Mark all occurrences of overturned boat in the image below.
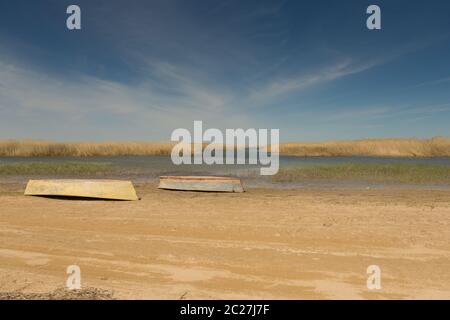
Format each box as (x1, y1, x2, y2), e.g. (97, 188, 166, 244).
(24, 179, 139, 201)
(158, 176, 244, 193)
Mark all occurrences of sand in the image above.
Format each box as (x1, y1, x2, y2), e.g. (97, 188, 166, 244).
(0, 183, 449, 300)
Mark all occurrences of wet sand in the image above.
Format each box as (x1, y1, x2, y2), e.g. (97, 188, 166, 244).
(0, 183, 449, 299)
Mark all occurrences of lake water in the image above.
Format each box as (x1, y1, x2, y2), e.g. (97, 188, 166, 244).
(2, 155, 450, 189)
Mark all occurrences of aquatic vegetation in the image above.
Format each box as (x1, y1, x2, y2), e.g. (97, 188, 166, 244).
(0, 162, 114, 175)
(274, 163, 450, 184)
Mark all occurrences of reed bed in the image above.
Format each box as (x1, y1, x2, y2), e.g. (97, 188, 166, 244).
(279, 137, 450, 157)
(0, 140, 175, 157)
(0, 137, 449, 157)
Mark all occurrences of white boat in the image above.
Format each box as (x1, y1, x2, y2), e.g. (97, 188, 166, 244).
(158, 176, 244, 193)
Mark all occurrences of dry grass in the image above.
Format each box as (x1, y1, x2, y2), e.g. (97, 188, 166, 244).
(0, 137, 449, 157)
(0, 140, 175, 157)
(280, 137, 450, 157)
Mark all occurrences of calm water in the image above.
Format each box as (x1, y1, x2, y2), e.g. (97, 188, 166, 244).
(2, 155, 450, 188)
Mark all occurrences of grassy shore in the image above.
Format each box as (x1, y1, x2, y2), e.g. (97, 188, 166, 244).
(274, 163, 450, 184)
(1, 160, 449, 185)
(0, 162, 113, 175)
(0, 137, 449, 157)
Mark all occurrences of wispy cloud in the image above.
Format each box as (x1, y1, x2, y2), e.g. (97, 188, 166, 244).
(410, 76, 450, 88)
(0, 60, 141, 116)
(247, 58, 383, 104)
(0, 55, 250, 139)
(143, 61, 230, 113)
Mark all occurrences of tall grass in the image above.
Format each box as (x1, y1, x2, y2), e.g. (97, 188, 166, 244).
(0, 137, 449, 157)
(0, 140, 175, 157)
(280, 137, 450, 157)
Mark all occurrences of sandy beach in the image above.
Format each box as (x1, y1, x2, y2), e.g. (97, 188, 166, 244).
(0, 183, 449, 299)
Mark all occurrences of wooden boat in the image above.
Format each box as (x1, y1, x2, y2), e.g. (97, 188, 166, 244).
(24, 179, 139, 201)
(158, 176, 244, 193)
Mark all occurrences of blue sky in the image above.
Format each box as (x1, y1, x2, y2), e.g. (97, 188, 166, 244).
(0, 0, 450, 141)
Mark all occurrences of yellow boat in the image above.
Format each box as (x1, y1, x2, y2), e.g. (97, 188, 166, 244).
(24, 179, 139, 201)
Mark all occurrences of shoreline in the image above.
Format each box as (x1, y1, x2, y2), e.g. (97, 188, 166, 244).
(1, 184, 449, 299)
(1, 158, 450, 188)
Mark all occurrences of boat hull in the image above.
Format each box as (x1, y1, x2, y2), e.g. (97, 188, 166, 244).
(158, 176, 244, 193)
(24, 179, 139, 201)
